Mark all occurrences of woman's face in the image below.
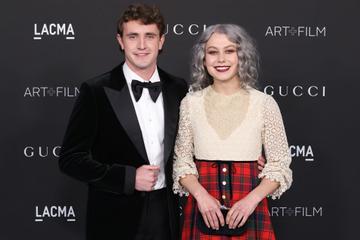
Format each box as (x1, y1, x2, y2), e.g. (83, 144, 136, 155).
(204, 32, 240, 84)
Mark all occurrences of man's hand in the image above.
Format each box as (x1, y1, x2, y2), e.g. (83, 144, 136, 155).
(135, 165, 160, 191)
(257, 156, 266, 172)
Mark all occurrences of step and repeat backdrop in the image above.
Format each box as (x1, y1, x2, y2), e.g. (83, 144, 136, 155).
(1, 0, 359, 239)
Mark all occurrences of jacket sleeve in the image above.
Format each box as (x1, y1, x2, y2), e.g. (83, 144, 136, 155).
(59, 82, 136, 195)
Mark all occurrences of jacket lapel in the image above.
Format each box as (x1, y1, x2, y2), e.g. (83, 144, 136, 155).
(104, 65, 149, 163)
(159, 69, 179, 165)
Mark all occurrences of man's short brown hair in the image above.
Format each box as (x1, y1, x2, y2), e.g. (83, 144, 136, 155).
(117, 3, 166, 36)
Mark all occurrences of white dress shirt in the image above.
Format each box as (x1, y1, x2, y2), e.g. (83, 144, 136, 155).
(123, 63, 166, 189)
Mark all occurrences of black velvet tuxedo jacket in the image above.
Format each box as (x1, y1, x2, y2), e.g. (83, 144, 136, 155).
(59, 64, 188, 240)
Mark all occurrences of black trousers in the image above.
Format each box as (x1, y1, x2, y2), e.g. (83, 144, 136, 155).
(134, 188, 171, 240)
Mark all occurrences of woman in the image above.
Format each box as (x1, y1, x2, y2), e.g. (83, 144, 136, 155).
(173, 24, 292, 239)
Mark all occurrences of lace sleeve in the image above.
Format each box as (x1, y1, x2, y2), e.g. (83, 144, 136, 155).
(259, 95, 293, 199)
(172, 96, 198, 196)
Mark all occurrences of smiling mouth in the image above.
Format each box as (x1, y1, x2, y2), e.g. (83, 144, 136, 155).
(214, 66, 230, 72)
(135, 53, 150, 56)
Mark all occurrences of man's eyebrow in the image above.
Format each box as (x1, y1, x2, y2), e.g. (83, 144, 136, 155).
(126, 32, 139, 36)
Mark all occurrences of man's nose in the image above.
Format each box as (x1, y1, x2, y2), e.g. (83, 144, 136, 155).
(138, 37, 146, 49)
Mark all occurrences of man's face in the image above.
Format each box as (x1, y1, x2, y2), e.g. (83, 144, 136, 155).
(117, 20, 165, 74)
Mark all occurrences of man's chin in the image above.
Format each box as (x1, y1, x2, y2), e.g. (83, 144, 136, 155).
(134, 62, 155, 70)
(126, 58, 157, 72)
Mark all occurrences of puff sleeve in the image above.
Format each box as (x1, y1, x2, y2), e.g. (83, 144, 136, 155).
(172, 96, 198, 196)
(259, 95, 293, 199)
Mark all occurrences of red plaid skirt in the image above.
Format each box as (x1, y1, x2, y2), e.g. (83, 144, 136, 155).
(181, 160, 275, 240)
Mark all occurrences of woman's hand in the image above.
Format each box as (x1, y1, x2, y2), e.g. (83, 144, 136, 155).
(195, 190, 225, 230)
(226, 194, 261, 229)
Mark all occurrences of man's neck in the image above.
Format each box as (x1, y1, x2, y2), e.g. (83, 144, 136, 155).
(126, 62, 157, 81)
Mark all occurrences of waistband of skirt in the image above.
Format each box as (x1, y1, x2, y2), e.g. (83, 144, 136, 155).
(195, 159, 257, 163)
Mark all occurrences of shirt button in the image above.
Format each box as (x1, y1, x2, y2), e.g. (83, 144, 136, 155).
(222, 168, 227, 173)
(222, 181, 226, 186)
(222, 195, 226, 200)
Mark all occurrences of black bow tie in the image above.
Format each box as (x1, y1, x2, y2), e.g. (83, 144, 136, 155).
(131, 80, 162, 102)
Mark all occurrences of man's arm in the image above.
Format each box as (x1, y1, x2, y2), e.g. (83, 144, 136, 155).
(59, 82, 136, 195)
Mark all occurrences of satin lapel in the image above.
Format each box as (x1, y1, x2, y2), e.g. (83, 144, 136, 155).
(160, 71, 179, 165)
(104, 67, 149, 163)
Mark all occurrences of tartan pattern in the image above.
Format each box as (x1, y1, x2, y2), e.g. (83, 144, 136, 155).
(181, 160, 275, 240)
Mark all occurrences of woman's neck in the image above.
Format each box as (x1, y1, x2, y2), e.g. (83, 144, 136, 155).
(211, 79, 242, 95)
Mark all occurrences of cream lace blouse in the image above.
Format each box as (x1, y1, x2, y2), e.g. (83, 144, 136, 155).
(172, 86, 292, 199)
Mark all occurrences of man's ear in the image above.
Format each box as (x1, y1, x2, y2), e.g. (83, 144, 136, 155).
(116, 34, 124, 50)
(159, 34, 165, 51)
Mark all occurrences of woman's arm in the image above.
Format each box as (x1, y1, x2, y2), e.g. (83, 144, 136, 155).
(180, 175, 225, 229)
(226, 178, 279, 228)
(173, 96, 224, 230)
(227, 95, 293, 229)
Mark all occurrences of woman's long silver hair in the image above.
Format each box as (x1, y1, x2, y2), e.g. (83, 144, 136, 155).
(190, 24, 260, 92)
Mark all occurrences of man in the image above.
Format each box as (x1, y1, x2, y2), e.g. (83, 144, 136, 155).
(59, 4, 187, 240)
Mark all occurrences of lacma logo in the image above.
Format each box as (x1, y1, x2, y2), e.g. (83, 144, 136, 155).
(290, 145, 314, 162)
(33, 23, 75, 40)
(265, 26, 326, 38)
(35, 205, 76, 222)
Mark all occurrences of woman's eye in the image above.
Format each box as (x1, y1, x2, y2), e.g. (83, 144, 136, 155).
(225, 49, 236, 54)
(207, 51, 217, 55)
